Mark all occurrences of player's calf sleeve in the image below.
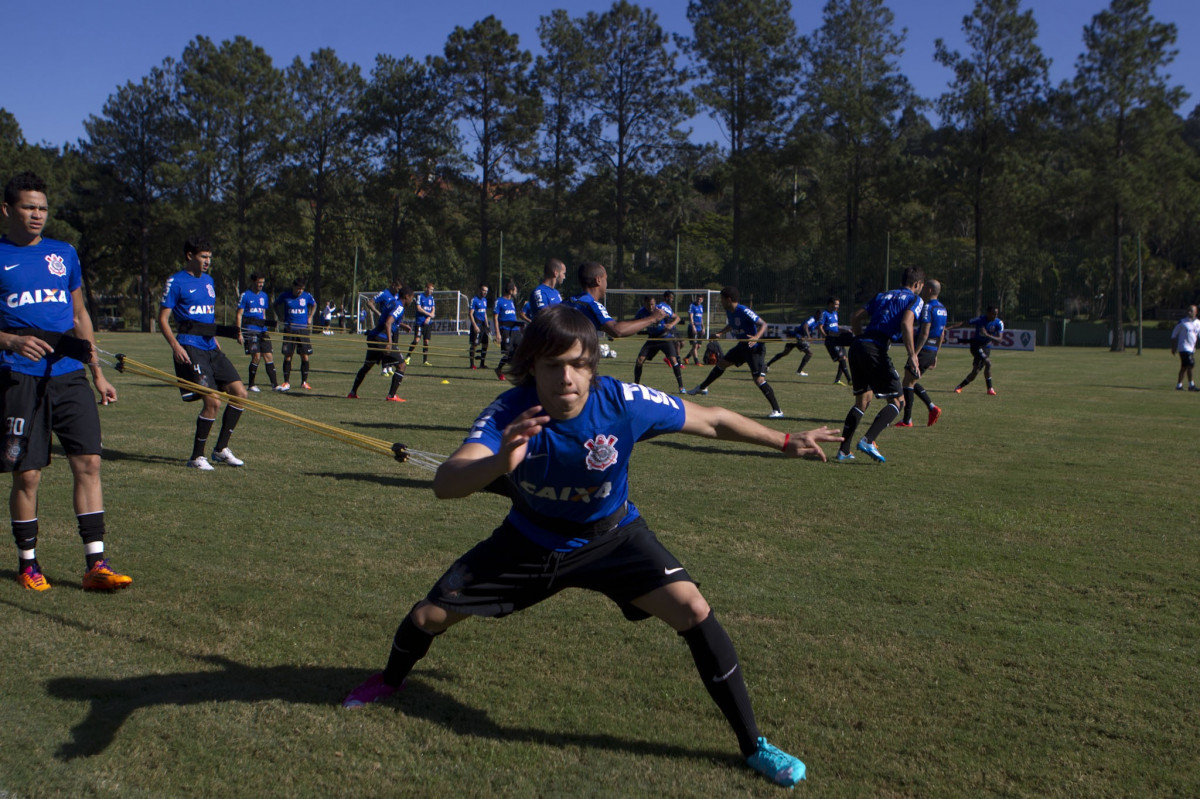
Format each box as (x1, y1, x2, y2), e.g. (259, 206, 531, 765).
(351, 363, 372, 393)
(191, 416, 216, 460)
(914, 383, 932, 409)
(388, 371, 405, 396)
(383, 613, 438, 686)
(634, 363, 643, 384)
(77, 511, 106, 569)
(864, 403, 900, 442)
(672, 363, 683, 389)
(265, 362, 278, 387)
(799, 352, 812, 371)
(12, 518, 38, 570)
(680, 611, 760, 757)
(840, 406, 864, 453)
(247, 362, 258, 387)
(301, 362, 310, 383)
(698, 366, 724, 390)
(902, 387, 915, 423)
(214, 406, 243, 451)
(757, 381, 780, 412)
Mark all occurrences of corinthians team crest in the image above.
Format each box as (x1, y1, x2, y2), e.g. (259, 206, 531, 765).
(45, 253, 67, 277)
(583, 433, 619, 471)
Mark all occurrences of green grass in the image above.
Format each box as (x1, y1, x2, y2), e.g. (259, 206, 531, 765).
(2, 333, 1197, 797)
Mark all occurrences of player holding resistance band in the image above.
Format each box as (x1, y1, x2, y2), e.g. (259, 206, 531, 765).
(343, 304, 841, 788)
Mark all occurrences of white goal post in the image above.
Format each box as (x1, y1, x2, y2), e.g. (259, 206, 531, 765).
(355, 290, 470, 335)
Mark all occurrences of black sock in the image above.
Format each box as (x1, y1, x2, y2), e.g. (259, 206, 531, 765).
(634, 363, 643, 384)
(214, 405, 243, 451)
(959, 372, 975, 388)
(352, 363, 372, 394)
(78, 511, 106, 569)
(265, 362, 278, 388)
(388, 371, 405, 397)
(383, 614, 438, 686)
(902, 387, 915, 423)
(283, 362, 292, 383)
(914, 383, 932, 409)
(680, 612, 760, 757)
(986, 376, 993, 389)
(698, 366, 724, 390)
(799, 352, 812, 371)
(757, 381, 780, 412)
(767, 353, 783, 366)
(192, 416, 215, 460)
(864, 403, 900, 442)
(247, 362, 258, 388)
(672, 363, 683, 389)
(840, 406, 864, 454)
(301, 361, 310, 384)
(13, 518, 38, 572)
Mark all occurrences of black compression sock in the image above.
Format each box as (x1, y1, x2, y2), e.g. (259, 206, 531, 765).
(388, 371, 405, 396)
(914, 383, 932, 409)
(351, 363, 371, 394)
(214, 405, 243, 451)
(247, 362, 258, 388)
(902, 387, 915, 423)
(383, 614, 438, 686)
(840, 406, 864, 454)
(680, 612, 760, 757)
(192, 416, 215, 460)
(864, 403, 900, 442)
(698, 366, 724, 390)
(757, 381, 780, 412)
(265, 362, 278, 388)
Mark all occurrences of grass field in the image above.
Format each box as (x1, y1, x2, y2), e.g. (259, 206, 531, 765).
(1, 332, 1197, 798)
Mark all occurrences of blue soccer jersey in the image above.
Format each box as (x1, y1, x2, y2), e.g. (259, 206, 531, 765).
(162, 270, 218, 351)
(465, 376, 686, 548)
(238, 290, 269, 332)
(970, 315, 1004, 345)
(494, 297, 518, 329)
(470, 296, 488, 325)
(368, 290, 403, 341)
(860, 288, 923, 343)
(0, 235, 85, 376)
(726, 304, 762, 339)
(819, 309, 840, 337)
(276, 291, 315, 330)
(922, 299, 949, 351)
(689, 302, 705, 331)
(569, 293, 614, 330)
(529, 285, 562, 319)
(634, 302, 672, 337)
(414, 291, 435, 327)
(796, 315, 817, 339)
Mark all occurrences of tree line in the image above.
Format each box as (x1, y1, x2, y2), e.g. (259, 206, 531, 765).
(2, 0, 1197, 350)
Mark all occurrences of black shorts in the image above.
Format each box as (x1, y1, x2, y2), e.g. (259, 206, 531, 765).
(412, 324, 431, 342)
(363, 337, 403, 366)
(426, 516, 692, 622)
(849, 338, 901, 398)
(688, 324, 704, 341)
(722, 341, 766, 376)
(1, 370, 102, 471)
(243, 330, 272, 355)
(1179, 351, 1195, 369)
(282, 327, 313, 357)
(969, 341, 992, 368)
(789, 339, 812, 353)
(637, 338, 678, 361)
(174, 346, 242, 401)
(469, 327, 489, 346)
(915, 348, 937, 374)
(824, 339, 845, 361)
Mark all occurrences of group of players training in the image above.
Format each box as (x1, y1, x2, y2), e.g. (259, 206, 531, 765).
(1, 171, 1003, 789)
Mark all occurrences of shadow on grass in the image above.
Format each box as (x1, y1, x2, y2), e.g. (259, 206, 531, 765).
(98, 447, 183, 466)
(342, 421, 464, 434)
(46, 656, 733, 767)
(302, 471, 431, 489)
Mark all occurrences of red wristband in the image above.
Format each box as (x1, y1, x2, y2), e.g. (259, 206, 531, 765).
(781, 433, 791, 452)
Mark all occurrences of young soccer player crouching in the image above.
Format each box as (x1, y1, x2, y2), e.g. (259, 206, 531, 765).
(343, 304, 841, 788)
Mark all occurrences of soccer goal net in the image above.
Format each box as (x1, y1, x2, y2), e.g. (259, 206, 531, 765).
(355, 290, 470, 335)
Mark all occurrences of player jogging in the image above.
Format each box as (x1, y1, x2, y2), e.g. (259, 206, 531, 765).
(349, 282, 413, 401)
(341, 304, 842, 789)
(686, 286, 784, 419)
(954, 305, 1003, 395)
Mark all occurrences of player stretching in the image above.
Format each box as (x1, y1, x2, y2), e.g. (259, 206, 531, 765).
(897, 279, 947, 427)
(632, 293, 684, 393)
(766, 313, 816, 376)
(954, 305, 1003, 395)
(349, 283, 413, 401)
(686, 286, 784, 419)
(818, 297, 852, 385)
(342, 304, 841, 788)
(1, 171, 130, 591)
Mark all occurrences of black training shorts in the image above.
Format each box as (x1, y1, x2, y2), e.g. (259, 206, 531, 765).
(969, 341, 992, 368)
(1, 370, 102, 471)
(425, 515, 692, 622)
(362, 337, 402, 366)
(281, 327, 313, 357)
(849, 338, 901, 398)
(637, 338, 679, 362)
(1179, 351, 1195, 369)
(243, 330, 272, 356)
(174, 345, 242, 401)
(722, 340, 767, 377)
(824, 338, 845, 361)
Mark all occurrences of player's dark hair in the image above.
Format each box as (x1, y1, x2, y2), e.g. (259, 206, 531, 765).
(720, 286, 740, 303)
(397, 285, 415, 299)
(509, 304, 599, 387)
(184, 235, 211, 257)
(578, 261, 606, 288)
(986, 304, 999, 314)
(504, 281, 517, 295)
(292, 276, 307, 288)
(3, 171, 47, 205)
(543, 258, 565, 279)
(901, 267, 925, 288)
(642, 294, 655, 305)
(479, 283, 488, 291)
(249, 272, 263, 282)
(826, 295, 838, 305)
(663, 290, 674, 299)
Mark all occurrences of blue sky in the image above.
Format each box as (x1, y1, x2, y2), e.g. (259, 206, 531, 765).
(8, 0, 1198, 149)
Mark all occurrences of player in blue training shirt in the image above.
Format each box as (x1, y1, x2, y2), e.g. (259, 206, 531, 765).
(897, 279, 947, 427)
(632, 291, 685, 393)
(235, 272, 277, 392)
(349, 281, 414, 401)
(160, 235, 250, 471)
(687, 286, 784, 418)
(467, 283, 490, 369)
(567, 261, 664, 341)
(274, 277, 316, 390)
(818, 297, 852, 386)
(766, 314, 817, 376)
(528, 257, 565, 321)
(683, 294, 706, 365)
(835, 268, 925, 463)
(406, 282, 436, 365)
(342, 304, 841, 789)
(954, 305, 1004, 395)
(0, 171, 130, 592)
(492, 281, 523, 380)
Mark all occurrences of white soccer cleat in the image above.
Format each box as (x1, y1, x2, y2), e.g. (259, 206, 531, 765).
(276, 382, 290, 392)
(248, 385, 261, 392)
(211, 447, 245, 467)
(768, 410, 784, 419)
(187, 456, 214, 471)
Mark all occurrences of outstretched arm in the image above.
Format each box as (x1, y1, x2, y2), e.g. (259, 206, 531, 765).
(678, 400, 841, 461)
(433, 406, 552, 498)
